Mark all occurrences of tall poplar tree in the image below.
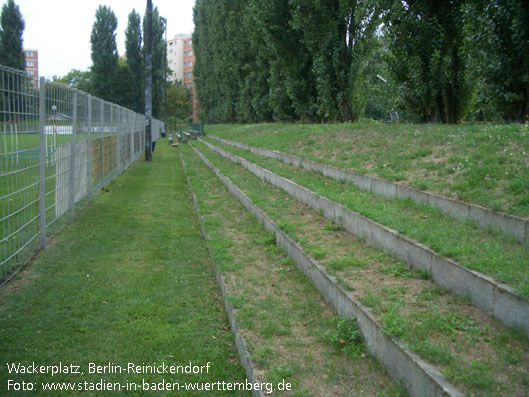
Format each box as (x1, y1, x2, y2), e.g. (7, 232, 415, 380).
(290, 0, 381, 122)
(251, 0, 317, 121)
(0, 0, 25, 71)
(125, 9, 143, 113)
(193, 0, 232, 122)
(385, 0, 471, 123)
(90, 5, 118, 101)
(466, 0, 529, 121)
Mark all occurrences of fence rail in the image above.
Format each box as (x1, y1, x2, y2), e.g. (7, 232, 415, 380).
(0, 64, 163, 285)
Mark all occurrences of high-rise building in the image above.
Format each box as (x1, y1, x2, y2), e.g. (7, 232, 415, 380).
(24, 49, 38, 88)
(167, 34, 197, 121)
(167, 34, 186, 81)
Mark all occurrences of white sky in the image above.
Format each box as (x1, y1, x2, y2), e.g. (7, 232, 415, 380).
(7, 0, 195, 78)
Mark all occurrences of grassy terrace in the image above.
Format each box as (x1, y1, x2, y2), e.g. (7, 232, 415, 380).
(201, 137, 529, 298)
(206, 122, 529, 218)
(0, 143, 246, 395)
(181, 145, 403, 396)
(191, 141, 529, 395)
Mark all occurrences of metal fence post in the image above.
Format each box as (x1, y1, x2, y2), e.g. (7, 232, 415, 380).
(116, 106, 121, 175)
(134, 114, 138, 161)
(101, 101, 105, 188)
(38, 77, 47, 250)
(130, 111, 133, 167)
(110, 104, 114, 177)
(87, 95, 93, 200)
(69, 90, 78, 221)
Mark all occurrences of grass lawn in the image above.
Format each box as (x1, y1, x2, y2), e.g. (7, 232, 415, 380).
(206, 122, 529, 217)
(0, 141, 246, 395)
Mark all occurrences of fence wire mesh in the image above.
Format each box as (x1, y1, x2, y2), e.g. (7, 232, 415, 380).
(0, 65, 161, 285)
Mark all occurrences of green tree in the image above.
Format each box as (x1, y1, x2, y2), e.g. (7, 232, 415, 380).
(363, 35, 398, 120)
(53, 69, 93, 93)
(125, 9, 143, 113)
(166, 80, 192, 122)
(466, 0, 529, 121)
(385, 0, 472, 123)
(290, 0, 381, 122)
(111, 58, 137, 109)
(90, 5, 118, 101)
(250, 0, 314, 121)
(0, 0, 25, 70)
(193, 0, 238, 122)
(192, 0, 381, 123)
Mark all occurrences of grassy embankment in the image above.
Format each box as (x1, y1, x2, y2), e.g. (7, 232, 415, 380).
(206, 122, 529, 217)
(192, 140, 529, 395)
(202, 136, 529, 298)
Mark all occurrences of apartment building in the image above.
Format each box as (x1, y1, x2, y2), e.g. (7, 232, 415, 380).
(24, 49, 38, 88)
(167, 34, 197, 121)
(167, 34, 185, 81)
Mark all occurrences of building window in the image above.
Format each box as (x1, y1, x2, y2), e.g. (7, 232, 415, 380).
(27, 70, 34, 75)
(187, 83, 192, 90)
(25, 51, 34, 57)
(188, 50, 193, 56)
(188, 61, 192, 67)
(26, 60, 34, 67)
(188, 40, 192, 45)
(188, 72, 192, 78)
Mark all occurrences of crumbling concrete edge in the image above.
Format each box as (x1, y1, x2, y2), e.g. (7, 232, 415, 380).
(179, 151, 264, 397)
(199, 138, 529, 338)
(207, 135, 528, 244)
(191, 145, 463, 397)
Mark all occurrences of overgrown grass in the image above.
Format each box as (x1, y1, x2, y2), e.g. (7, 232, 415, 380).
(206, 122, 529, 217)
(0, 142, 246, 395)
(202, 137, 529, 298)
(192, 141, 529, 395)
(181, 145, 405, 396)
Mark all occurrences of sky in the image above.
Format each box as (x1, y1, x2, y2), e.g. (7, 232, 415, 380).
(7, 0, 195, 78)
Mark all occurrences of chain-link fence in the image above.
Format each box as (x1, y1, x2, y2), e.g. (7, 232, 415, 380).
(1, 64, 163, 285)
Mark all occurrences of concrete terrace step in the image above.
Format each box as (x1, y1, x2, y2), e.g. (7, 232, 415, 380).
(198, 138, 529, 338)
(190, 144, 468, 397)
(192, 140, 529, 395)
(207, 135, 529, 244)
(180, 147, 402, 396)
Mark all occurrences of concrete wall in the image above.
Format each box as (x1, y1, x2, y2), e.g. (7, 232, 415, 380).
(207, 135, 529, 244)
(199, 138, 529, 338)
(191, 145, 463, 397)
